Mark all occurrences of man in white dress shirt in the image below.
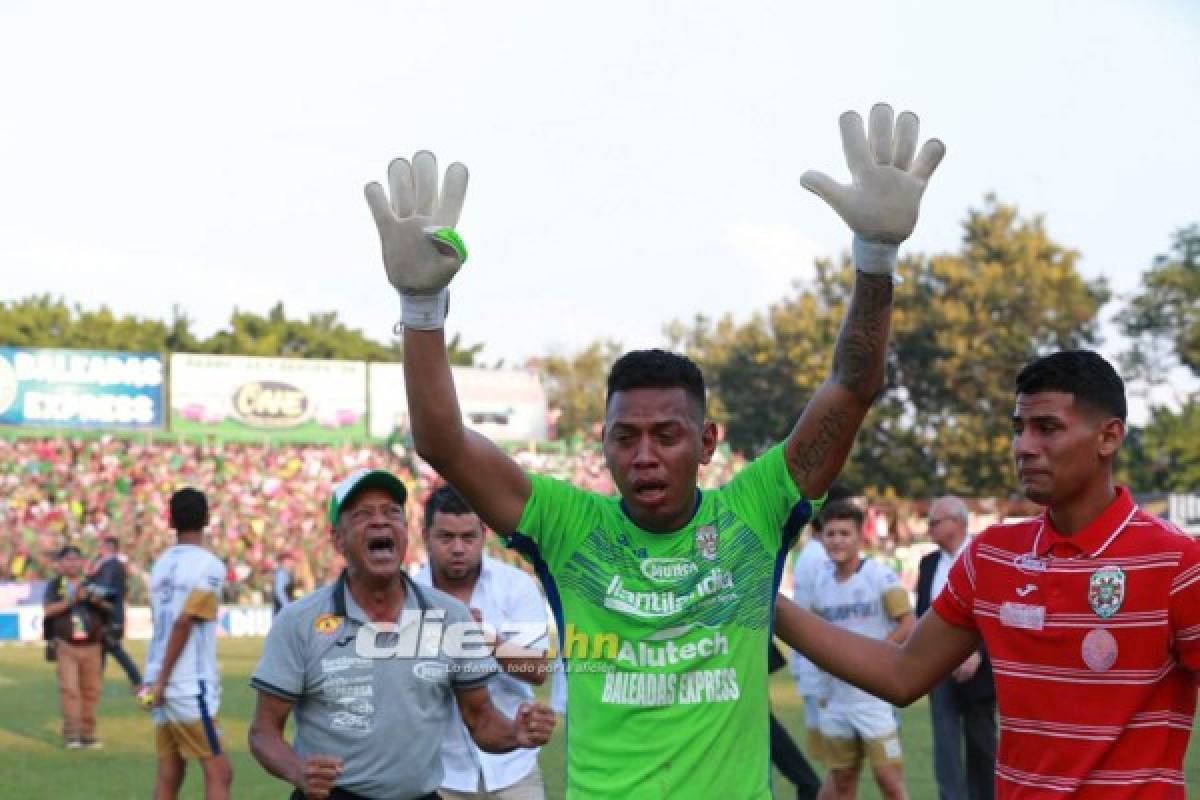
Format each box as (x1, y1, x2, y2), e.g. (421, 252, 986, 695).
(416, 484, 550, 800)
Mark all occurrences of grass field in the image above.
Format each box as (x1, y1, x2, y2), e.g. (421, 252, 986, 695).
(1, 638, 1196, 798)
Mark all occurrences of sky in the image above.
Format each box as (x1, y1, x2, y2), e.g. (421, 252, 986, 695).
(1, 1, 1198, 402)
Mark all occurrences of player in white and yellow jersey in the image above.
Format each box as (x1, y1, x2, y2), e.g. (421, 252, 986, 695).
(144, 487, 232, 800)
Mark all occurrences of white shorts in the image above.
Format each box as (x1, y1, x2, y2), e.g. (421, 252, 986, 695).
(818, 701, 902, 768)
(152, 680, 221, 725)
(818, 700, 897, 740)
(152, 680, 223, 760)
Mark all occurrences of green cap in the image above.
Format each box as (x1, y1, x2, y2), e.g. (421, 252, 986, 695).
(328, 468, 408, 524)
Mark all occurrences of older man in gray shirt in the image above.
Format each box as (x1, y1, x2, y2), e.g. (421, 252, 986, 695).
(249, 469, 555, 800)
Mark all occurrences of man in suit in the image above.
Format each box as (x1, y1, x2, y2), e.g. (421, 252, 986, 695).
(916, 496, 996, 800)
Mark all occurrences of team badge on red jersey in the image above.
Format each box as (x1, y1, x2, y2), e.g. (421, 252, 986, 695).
(1088, 565, 1125, 619)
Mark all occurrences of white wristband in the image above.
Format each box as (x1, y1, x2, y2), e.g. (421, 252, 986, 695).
(400, 289, 449, 330)
(852, 236, 899, 275)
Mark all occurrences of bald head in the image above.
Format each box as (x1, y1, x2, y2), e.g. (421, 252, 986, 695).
(928, 495, 969, 553)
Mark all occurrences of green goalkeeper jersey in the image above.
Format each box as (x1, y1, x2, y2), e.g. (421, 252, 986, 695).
(510, 444, 820, 799)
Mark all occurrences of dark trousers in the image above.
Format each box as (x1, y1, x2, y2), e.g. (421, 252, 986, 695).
(101, 632, 142, 687)
(929, 679, 997, 800)
(770, 712, 822, 800)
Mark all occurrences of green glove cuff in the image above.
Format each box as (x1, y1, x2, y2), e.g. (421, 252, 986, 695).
(426, 227, 468, 263)
(852, 236, 899, 275)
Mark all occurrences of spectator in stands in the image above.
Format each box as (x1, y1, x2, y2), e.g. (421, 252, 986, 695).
(43, 544, 110, 749)
(0, 433, 760, 602)
(7, 544, 34, 580)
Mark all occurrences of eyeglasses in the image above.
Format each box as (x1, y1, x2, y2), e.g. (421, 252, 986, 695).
(928, 516, 955, 526)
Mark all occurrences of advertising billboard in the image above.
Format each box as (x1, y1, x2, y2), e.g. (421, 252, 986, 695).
(0, 347, 164, 430)
(369, 364, 547, 442)
(170, 354, 367, 443)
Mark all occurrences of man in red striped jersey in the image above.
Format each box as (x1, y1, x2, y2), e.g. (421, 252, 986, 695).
(776, 350, 1200, 798)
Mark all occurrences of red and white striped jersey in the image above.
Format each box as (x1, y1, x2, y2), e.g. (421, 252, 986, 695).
(934, 486, 1200, 798)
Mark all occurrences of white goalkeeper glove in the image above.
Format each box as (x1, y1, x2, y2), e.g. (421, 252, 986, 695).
(801, 103, 945, 275)
(365, 151, 469, 330)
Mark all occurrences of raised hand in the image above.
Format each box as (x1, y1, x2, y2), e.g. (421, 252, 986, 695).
(513, 702, 557, 748)
(365, 151, 469, 329)
(801, 103, 945, 273)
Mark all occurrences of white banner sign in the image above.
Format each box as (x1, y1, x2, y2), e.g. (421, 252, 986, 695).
(369, 364, 547, 442)
(170, 353, 367, 442)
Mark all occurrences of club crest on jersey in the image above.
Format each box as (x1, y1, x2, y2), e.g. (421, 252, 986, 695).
(1088, 566, 1125, 619)
(314, 613, 342, 635)
(695, 525, 718, 561)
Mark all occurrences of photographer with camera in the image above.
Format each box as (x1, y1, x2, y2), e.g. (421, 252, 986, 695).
(43, 544, 112, 749)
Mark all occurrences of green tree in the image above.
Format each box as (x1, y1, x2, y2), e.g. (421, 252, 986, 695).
(888, 197, 1109, 495)
(534, 340, 623, 441)
(0, 295, 196, 353)
(1119, 224, 1200, 377)
(164, 306, 203, 353)
(669, 288, 839, 454)
(1118, 398, 1200, 492)
(1116, 225, 1199, 493)
(0, 295, 486, 365)
(201, 303, 397, 361)
(669, 197, 1109, 496)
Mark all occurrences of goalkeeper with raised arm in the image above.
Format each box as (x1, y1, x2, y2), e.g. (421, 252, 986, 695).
(363, 103, 944, 799)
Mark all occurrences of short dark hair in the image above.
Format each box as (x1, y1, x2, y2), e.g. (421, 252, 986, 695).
(811, 484, 854, 533)
(606, 349, 706, 413)
(169, 487, 209, 533)
(1015, 350, 1127, 422)
(424, 484, 476, 530)
(101, 536, 119, 551)
(56, 545, 83, 560)
(820, 500, 864, 530)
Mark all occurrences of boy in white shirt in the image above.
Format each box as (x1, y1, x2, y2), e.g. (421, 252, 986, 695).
(808, 501, 914, 800)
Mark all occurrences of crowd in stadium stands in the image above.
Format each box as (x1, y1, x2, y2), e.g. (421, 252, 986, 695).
(1, 436, 389, 602)
(0, 435, 991, 605)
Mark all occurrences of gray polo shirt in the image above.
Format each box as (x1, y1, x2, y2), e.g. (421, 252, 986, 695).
(251, 570, 498, 800)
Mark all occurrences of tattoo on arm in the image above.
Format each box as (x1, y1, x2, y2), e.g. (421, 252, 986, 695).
(792, 406, 850, 483)
(832, 272, 894, 392)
